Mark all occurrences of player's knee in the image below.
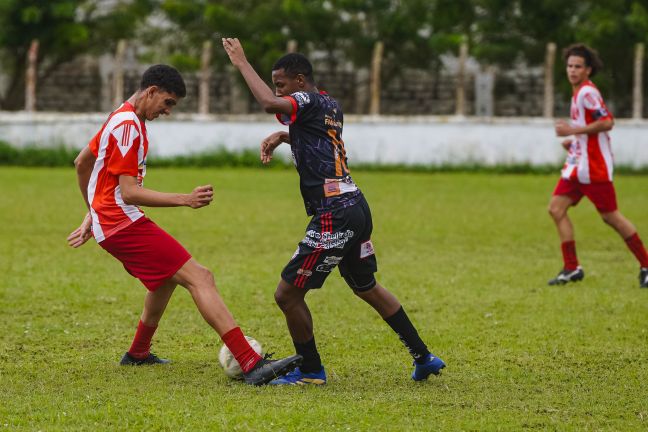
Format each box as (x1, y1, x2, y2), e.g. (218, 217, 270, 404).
(274, 280, 305, 311)
(599, 211, 617, 225)
(274, 282, 292, 310)
(344, 273, 377, 293)
(184, 263, 215, 293)
(548, 204, 562, 220)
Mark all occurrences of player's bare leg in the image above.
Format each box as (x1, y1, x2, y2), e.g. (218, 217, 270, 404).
(600, 210, 648, 287)
(172, 259, 302, 384)
(353, 282, 400, 318)
(171, 258, 237, 336)
(600, 210, 637, 239)
(548, 194, 575, 242)
(121, 280, 177, 366)
(547, 195, 584, 285)
(274, 279, 313, 343)
(141, 280, 176, 326)
(270, 279, 326, 385)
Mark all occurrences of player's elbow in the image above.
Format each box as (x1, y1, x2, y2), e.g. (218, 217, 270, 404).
(598, 118, 614, 132)
(120, 185, 137, 205)
(74, 148, 96, 173)
(74, 156, 92, 176)
(261, 97, 284, 114)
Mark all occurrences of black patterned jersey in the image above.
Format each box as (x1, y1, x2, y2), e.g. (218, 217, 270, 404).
(276, 91, 362, 215)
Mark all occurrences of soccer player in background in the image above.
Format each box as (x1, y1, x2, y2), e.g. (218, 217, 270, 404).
(67, 64, 301, 385)
(222, 38, 446, 385)
(548, 44, 648, 287)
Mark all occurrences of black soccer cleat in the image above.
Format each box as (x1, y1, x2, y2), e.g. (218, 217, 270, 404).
(640, 268, 648, 288)
(548, 267, 584, 286)
(120, 352, 170, 366)
(243, 353, 303, 386)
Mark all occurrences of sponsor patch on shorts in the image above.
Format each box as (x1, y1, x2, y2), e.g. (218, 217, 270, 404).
(316, 256, 343, 273)
(360, 240, 375, 259)
(297, 268, 313, 276)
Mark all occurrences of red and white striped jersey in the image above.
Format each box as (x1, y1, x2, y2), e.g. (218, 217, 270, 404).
(87, 102, 148, 242)
(561, 80, 614, 183)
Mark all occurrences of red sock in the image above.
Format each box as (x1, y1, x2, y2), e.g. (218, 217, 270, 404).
(221, 327, 262, 374)
(625, 233, 648, 267)
(561, 241, 579, 270)
(128, 320, 157, 359)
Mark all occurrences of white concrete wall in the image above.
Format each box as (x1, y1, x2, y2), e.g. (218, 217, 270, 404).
(1, 112, 647, 167)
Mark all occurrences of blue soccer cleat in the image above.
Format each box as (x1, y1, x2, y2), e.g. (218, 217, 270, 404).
(412, 353, 446, 381)
(268, 366, 327, 385)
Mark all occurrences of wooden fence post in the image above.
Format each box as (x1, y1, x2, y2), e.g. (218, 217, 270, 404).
(199, 40, 212, 115)
(25, 39, 39, 112)
(369, 41, 384, 115)
(633, 42, 644, 120)
(455, 41, 468, 116)
(112, 39, 127, 108)
(543, 42, 556, 118)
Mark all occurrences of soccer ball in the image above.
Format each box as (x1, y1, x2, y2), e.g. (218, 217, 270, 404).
(218, 336, 263, 379)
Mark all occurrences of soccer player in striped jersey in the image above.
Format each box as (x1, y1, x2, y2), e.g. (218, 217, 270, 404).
(548, 44, 648, 287)
(223, 38, 445, 385)
(67, 64, 301, 385)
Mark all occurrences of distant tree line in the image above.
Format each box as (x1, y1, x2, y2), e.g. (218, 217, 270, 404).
(1, 0, 647, 111)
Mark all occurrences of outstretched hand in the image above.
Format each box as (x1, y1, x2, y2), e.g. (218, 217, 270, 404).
(187, 185, 214, 209)
(67, 212, 93, 248)
(222, 38, 247, 68)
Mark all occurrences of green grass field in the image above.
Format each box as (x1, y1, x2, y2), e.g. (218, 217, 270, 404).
(1, 167, 647, 431)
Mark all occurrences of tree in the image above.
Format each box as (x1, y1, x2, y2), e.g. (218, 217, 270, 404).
(0, 0, 154, 110)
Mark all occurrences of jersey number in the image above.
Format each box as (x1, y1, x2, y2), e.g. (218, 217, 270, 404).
(327, 129, 349, 176)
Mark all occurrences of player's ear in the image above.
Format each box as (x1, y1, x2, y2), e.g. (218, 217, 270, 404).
(146, 86, 159, 98)
(297, 74, 305, 88)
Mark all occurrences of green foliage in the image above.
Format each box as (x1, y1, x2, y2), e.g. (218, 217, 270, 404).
(1, 1, 645, 113)
(1, 168, 648, 429)
(3, 141, 648, 175)
(0, 0, 155, 109)
(0, 141, 77, 166)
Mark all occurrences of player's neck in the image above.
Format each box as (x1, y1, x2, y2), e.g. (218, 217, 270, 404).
(571, 78, 590, 92)
(127, 91, 147, 122)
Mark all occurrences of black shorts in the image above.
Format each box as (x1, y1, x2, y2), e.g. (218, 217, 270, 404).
(282, 195, 378, 289)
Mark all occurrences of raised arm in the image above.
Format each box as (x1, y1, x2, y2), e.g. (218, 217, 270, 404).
(118, 175, 213, 209)
(222, 37, 293, 115)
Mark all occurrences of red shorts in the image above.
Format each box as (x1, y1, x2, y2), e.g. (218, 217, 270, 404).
(99, 217, 192, 291)
(553, 178, 618, 213)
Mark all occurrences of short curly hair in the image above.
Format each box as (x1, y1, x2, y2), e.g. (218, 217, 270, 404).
(563, 44, 603, 77)
(272, 53, 315, 84)
(140, 64, 186, 97)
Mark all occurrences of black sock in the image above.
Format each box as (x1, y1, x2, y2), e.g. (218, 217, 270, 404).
(384, 306, 430, 364)
(294, 337, 322, 373)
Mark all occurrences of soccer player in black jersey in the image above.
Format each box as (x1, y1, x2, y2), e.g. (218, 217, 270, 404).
(223, 37, 445, 384)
